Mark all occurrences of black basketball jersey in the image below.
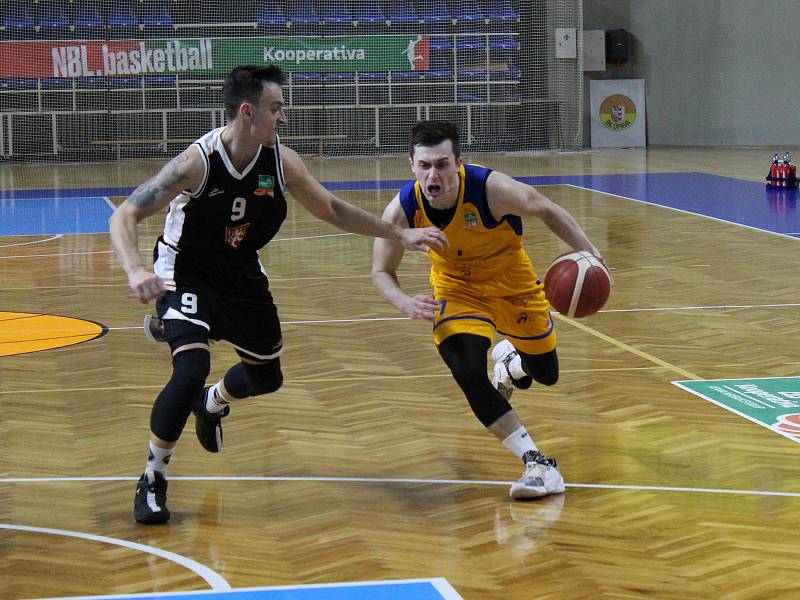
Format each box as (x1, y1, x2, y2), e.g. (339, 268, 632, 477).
(154, 127, 287, 291)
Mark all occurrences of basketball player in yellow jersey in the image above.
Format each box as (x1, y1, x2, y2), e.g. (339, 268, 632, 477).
(373, 121, 607, 499)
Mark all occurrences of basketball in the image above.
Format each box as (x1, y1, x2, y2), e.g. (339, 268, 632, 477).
(544, 251, 612, 318)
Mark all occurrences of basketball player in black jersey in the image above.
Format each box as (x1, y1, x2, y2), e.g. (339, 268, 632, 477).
(110, 65, 448, 525)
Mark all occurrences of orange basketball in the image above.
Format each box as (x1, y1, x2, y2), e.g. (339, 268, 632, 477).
(544, 251, 612, 318)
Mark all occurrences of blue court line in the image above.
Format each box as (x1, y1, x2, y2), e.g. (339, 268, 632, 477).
(40, 579, 461, 600)
(522, 172, 800, 239)
(0, 196, 113, 235)
(2, 173, 797, 238)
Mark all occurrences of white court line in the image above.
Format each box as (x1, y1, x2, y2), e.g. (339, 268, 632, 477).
(0, 523, 230, 591)
(0, 233, 351, 260)
(601, 303, 800, 313)
(102, 302, 800, 333)
(565, 183, 800, 241)
(1, 475, 798, 498)
(272, 232, 354, 242)
(0, 250, 114, 259)
(0, 234, 62, 248)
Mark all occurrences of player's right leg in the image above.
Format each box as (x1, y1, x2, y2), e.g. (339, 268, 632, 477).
(134, 286, 212, 524)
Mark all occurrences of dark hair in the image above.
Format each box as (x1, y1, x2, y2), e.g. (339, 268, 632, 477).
(409, 120, 461, 158)
(223, 65, 287, 121)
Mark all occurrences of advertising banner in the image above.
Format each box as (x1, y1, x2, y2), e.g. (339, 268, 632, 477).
(0, 36, 430, 78)
(590, 78, 646, 147)
(673, 377, 800, 444)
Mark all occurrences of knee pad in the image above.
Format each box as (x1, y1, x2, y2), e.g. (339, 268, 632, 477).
(150, 348, 211, 442)
(520, 349, 559, 386)
(466, 390, 512, 427)
(224, 359, 283, 399)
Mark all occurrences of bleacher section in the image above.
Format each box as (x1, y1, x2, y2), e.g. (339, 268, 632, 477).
(0, 0, 582, 159)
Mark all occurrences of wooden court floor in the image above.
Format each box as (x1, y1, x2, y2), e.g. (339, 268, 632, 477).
(1, 147, 800, 599)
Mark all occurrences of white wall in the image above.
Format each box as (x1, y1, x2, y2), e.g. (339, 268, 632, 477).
(583, 0, 800, 146)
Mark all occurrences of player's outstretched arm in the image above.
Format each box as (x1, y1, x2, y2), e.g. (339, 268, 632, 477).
(109, 146, 205, 302)
(486, 170, 603, 259)
(280, 146, 448, 253)
(372, 196, 440, 321)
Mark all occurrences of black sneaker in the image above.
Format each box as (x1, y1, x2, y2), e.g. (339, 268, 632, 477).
(193, 386, 230, 453)
(134, 471, 170, 525)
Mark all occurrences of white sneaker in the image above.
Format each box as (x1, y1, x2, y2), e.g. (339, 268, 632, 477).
(510, 450, 566, 500)
(491, 339, 518, 401)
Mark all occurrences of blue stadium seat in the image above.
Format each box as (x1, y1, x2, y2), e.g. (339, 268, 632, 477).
(387, 0, 419, 33)
(2, 78, 38, 90)
(38, 0, 71, 39)
(457, 36, 486, 67)
(144, 75, 177, 87)
(110, 76, 142, 88)
(324, 72, 355, 83)
(291, 72, 323, 84)
(289, 72, 323, 106)
(109, 1, 138, 38)
(139, 0, 173, 36)
(489, 35, 519, 50)
(358, 71, 388, 83)
(354, 0, 385, 33)
(489, 34, 518, 66)
(484, 0, 518, 31)
(288, 3, 320, 35)
(456, 90, 484, 103)
(323, 72, 356, 104)
(3, 1, 35, 39)
(429, 36, 454, 69)
(256, 0, 287, 33)
(419, 0, 451, 33)
(320, 0, 353, 34)
(77, 76, 107, 89)
(490, 65, 519, 80)
(41, 77, 75, 89)
(73, 0, 104, 39)
(454, 1, 484, 32)
(458, 68, 488, 81)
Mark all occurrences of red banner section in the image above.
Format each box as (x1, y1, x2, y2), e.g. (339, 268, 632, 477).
(0, 40, 213, 78)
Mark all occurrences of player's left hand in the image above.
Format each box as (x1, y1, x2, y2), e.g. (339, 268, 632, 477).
(398, 227, 449, 253)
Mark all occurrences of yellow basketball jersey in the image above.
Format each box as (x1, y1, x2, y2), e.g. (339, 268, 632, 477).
(398, 164, 543, 297)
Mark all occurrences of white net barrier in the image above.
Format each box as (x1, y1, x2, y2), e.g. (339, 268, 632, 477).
(0, 0, 582, 161)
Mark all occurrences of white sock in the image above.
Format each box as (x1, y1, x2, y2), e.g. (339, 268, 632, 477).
(145, 441, 173, 476)
(502, 426, 538, 459)
(205, 383, 229, 414)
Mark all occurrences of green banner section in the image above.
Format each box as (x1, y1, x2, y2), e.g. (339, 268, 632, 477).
(0, 35, 429, 78)
(673, 377, 800, 444)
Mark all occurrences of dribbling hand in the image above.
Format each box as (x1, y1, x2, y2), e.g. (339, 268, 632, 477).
(129, 268, 166, 303)
(402, 294, 440, 321)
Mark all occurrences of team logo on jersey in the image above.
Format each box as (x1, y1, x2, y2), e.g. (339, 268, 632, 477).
(225, 223, 251, 248)
(464, 212, 478, 228)
(255, 174, 275, 197)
